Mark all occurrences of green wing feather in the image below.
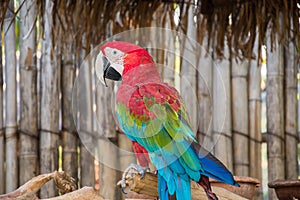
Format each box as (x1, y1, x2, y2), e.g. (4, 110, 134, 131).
(116, 82, 202, 181)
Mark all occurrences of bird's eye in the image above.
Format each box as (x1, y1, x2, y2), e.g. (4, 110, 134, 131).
(113, 50, 117, 55)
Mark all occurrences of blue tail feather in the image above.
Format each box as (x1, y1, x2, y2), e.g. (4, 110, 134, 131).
(158, 173, 169, 200)
(191, 142, 239, 186)
(174, 175, 191, 200)
(158, 168, 192, 200)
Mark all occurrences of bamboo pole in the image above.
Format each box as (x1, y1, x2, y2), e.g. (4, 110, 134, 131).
(284, 40, 298, 179)
(212, 38, 233, 171)
(96, 79, 119, 199)
(4, 0, 18, 192)
(19, 0, 38, 185)
(118, 133, 136, 199)
(61, 37, 78, 184)
(40, 0, 60, 197)
(78, 54, 95, 187)
(248, 41, 262, 182)
(266, 36, 285, 199)
(0, 16, 3, 185)
(197, 30, 213, 150)
(248, 37, 263, 200)
(118, 133, 136, 170)
(162, 13, 175, 86)
(157, 31, 165, 78)
(149, 7, 160, 74)
(231, 58, 249, 176)
(0, 18, 4, 195)
(180, 3, 198, 133)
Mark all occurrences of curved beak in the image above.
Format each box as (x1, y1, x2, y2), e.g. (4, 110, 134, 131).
(95, 51, 122, 87)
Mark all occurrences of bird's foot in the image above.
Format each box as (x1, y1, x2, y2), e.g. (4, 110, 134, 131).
(120, 163, 150, 194)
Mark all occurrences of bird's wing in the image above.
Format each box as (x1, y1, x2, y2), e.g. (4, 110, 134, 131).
(116, 82, 202, 183)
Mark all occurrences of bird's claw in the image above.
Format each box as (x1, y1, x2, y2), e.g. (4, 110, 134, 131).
(119, 177, 128, 194)
(121, 186, 127, 194)
(120, 164, 149, 194)
(139, 166, 150, 179)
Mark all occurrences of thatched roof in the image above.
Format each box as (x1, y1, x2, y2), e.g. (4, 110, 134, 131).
(1, 0, 299, 59)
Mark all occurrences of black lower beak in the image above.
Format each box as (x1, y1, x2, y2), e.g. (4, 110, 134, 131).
(103, 56, 122, 86)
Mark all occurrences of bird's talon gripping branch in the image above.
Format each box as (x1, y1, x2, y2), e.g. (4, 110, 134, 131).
(121, 186, 127, 194)
(140, 171, 145, 179)
(140, 167, 150, 179)
(120, 164, 149, 194)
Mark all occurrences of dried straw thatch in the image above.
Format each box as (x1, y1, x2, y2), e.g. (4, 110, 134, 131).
(1, 0, 298, 59)
(199, 0, 299, 59)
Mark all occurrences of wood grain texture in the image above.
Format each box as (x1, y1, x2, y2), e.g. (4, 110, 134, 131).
(0, 171, 99, 200)
(123, 172, 248, 200)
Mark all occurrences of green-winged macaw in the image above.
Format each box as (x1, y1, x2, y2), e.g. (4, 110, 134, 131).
(95, 41, 239, 200)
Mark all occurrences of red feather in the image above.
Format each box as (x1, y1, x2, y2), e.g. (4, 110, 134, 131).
(131, 141, 150, 167)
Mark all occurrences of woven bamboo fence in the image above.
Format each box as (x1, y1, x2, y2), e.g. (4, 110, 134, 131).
(0, 0, 299, 199)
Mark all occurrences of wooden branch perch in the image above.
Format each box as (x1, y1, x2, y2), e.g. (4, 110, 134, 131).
(0, 171, 104, 200)
(121, 172, 250, 200)
(0, 170, 257, 200)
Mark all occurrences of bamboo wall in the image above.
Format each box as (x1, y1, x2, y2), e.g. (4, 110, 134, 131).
(0, 1, 299, 200)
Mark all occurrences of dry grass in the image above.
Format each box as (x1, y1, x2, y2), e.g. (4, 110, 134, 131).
(1, 0, 298, 60)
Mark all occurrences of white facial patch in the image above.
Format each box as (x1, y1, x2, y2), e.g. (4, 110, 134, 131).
(95, 51, 105, 84)
(104, 47, 125, 75)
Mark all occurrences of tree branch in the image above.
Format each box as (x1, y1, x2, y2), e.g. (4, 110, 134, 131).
(122, 172, 250, 200)
(0, 170, 257, 200)
(0, 171, 104, 200)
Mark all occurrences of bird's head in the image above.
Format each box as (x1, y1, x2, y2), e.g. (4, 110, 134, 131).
(96, 41, 154, 86)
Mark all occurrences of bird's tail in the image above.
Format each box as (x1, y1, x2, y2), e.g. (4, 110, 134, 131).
(158, 173, 169, 200)
(191, 141, 239, 187)
(158, 172, 191, 200)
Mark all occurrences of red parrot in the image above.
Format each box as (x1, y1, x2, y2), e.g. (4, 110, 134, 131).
(95, 41, 239, 200)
